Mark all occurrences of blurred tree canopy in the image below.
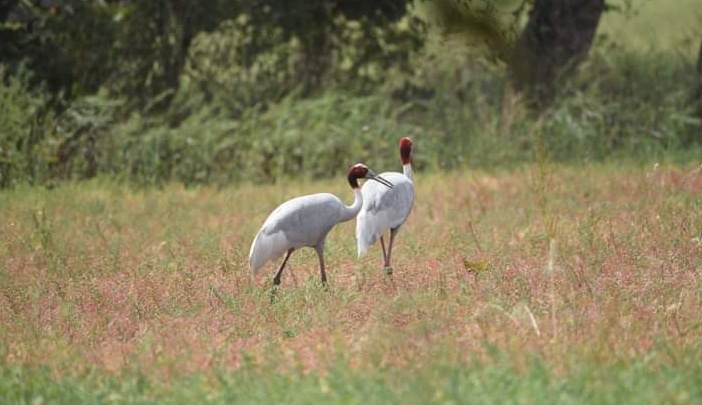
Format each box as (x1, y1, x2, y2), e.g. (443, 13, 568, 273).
(419, 0, 607, 107)
(1, 0, 615, 113)
(0, 0, 422, 112)
(0, 0, 426, 186)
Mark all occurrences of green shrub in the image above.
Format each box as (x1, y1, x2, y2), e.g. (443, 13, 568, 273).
(0, 68, 121, 188)
(108, 106, 249, 186)
(1, 33, 700, 189)
(0, 66, 50, 187)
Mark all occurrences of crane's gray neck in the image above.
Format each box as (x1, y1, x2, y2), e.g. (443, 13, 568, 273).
(403, 163, 413, 180)
(341, 188, 363, 222)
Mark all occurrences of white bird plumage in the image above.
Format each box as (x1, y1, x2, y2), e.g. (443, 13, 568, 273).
(356, 137, 415, 274)
(249, 163, 393, 288)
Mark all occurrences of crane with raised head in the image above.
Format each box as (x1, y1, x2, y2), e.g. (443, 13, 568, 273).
(356, 137, 414, 275)
(249, 163, 394, 289)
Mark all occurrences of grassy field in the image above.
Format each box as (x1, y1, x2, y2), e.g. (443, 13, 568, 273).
(1, 161, 701, 403)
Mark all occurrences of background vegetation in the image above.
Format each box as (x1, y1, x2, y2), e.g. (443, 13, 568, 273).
(1, 0, 701, 188)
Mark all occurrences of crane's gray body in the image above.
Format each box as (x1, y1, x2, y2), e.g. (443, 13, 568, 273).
(249, 192, 359, 275)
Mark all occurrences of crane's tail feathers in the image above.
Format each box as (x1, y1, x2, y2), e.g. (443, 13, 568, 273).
(249, 231, 269, 276)
(355, 219, 375, 257)
(249, 257, 263, 276)
(249, 229, 289, 276)
(357, 240, 370, 257)
(249, 255, 264, 276)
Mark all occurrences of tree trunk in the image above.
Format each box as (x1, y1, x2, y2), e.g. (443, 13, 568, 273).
(509, 0, 606, 108)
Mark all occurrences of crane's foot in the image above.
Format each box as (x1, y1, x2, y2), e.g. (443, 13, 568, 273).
(269, 288, 277, 304)
(270, 283, 280, 304)
(383, 265, 394, 276)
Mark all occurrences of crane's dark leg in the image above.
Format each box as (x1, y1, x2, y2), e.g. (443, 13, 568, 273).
(273, 248, 294, 286)
(314, 243, 328, 287)
(271, 249, 294, 303)
(383, 228, 400, 276)
(380, 236, 389, 272)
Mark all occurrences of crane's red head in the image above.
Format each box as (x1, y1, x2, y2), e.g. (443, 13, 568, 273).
(347, 163, 394, 189)
(399, 137, 413, 165)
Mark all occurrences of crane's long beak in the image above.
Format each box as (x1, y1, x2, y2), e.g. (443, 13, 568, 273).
(369, 173, 394, 189)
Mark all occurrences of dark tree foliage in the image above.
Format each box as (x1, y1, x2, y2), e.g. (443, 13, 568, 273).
(239, 0, 413, 95)
(107, 0, 241, 111)
(0, 0, 77, 98)
(0, 0, 420, 188)
(509, 0, 606, 107)
(0, 0, 415, 111)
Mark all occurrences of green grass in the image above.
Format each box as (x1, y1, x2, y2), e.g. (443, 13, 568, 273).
(598, 0, 702, 54)
(3, 350, 702, 404)
(1, 161, 701, 403)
